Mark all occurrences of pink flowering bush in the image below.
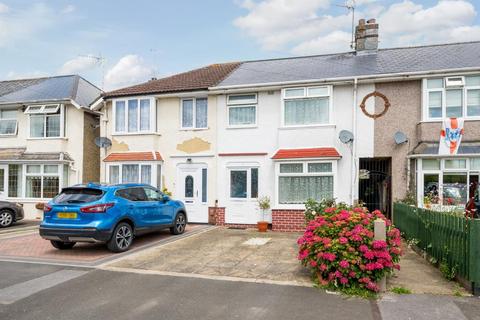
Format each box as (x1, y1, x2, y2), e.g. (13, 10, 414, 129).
(297, 206, 402, 293)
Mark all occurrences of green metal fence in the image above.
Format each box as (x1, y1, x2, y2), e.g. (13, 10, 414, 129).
(393, 203, 480, 293)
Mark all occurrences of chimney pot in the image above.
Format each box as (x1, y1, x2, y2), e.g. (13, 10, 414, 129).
(355, 18, 379, 53)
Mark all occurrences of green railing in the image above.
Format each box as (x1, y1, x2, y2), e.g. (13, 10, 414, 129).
(393, 203, 480, 292)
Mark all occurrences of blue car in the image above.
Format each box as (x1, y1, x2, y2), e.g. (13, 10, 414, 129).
(39, 183, 187, 252)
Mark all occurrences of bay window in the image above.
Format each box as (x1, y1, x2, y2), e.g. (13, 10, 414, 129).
(108, 163, 160, 187)
(282, 86, 331, 126)
(0, 109, 17, 136)
(114, 98, 154, 134)
(424, 75, 480, 120)
(25, 104, 62, 138)
(227, 94, 257, 127)
(25, 164, 60, 198)
(181, 98, 208, 129)
(277, 161, 334, 204)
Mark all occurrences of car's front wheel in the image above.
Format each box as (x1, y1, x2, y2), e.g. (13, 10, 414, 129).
(170, 212, 187, 235)
(0, 210, 14, 228)
(107, 222, 133, 253)
(50, 240, 76, 250)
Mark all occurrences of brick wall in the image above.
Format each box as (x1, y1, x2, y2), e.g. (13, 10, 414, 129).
(271, 209, 305, 232)
(82, 112, 100, 183)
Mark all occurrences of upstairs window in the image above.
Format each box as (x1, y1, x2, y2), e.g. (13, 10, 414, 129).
(181, 98, 208, 129)
(282, 86, 331, 126)
(114, 98, 154, 134)
(227, 93, 257, 127)
(0, 109, 18, 136)
(26, 104, 62, 138)
(424, 75, 480, 120)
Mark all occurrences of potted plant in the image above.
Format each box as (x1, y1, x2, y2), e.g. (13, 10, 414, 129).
(257, 196, 270, 232)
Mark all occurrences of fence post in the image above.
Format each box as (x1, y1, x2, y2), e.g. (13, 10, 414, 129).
(375, 218, 387, 292)
(469, 220, 480, 296)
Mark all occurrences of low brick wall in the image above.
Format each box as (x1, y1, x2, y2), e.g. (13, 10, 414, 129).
(271, 209, 305, 232)
(208, 207, 225, 226)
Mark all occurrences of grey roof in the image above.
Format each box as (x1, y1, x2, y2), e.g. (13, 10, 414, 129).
(217, 41, 480, 87)
(0, 75, 102, 106)
(411, 141, 480, 156)
(0, 148, 74, 161)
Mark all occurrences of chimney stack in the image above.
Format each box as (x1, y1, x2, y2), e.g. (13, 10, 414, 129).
(355, 18, 379, 53)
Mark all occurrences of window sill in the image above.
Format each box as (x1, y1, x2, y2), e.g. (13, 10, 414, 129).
(0, 134, 17, 137)
(279, 124, 335, 130)
(112, 132, 161, 136)
(179, 127, 209, 132)
(27, 137, 67, 141)
(420, 118, 480, 123)
(226, 125, 258, 130)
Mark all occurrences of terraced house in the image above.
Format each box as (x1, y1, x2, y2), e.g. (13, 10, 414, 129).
(0, 75, 102, 219)
(96, 19, 480, 231)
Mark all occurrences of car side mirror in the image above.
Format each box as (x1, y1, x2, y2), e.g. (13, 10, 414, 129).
(162, 195, 170, 203)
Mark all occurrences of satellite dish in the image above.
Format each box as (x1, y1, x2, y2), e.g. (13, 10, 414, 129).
(339, 130, 354, 144)
(95, 137, 112, 148)
(394, 131, 408, 144)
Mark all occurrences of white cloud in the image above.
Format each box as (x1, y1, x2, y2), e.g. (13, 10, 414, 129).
(234, 0, 480, 55)
(61, 4, 75, 14)
(0, 3, 9, 13)
(59, 56, 99, 74)
(5, 70, 48, 80)
(104, 55, 154, 90)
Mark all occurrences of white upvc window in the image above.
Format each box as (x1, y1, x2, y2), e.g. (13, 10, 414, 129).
(228, 167, 258, 199)
(26, 104, 64, 138)
(282, 86, 332, 127)
(227, 93, 257, 127)
(276, 161, 335, 206)
(108, 163, 161, 188)
(181, 97, 208, 129)
(113, 97, 156, 134)
(0, 109, 18, 136)
(24, 164, 61, 199)
(423, 75, 480, 121)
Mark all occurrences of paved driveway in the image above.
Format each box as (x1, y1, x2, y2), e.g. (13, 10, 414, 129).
(108, 227, 311, 285)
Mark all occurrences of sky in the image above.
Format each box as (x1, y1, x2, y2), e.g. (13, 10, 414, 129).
(1, 0, 480, 91)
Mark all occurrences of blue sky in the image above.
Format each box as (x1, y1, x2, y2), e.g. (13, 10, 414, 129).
(1, 0, 480, 90)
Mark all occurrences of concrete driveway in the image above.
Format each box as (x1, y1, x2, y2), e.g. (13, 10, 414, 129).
(107, 227, 311, 285)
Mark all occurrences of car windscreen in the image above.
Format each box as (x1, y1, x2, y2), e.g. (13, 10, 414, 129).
(54, 188, 104, 204)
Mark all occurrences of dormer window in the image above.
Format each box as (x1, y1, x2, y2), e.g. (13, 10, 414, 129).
(25, 104, 64, 138)
(0, 109, 18, 136)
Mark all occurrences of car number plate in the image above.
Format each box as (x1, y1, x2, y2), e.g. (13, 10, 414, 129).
(57, 212, 77, 219)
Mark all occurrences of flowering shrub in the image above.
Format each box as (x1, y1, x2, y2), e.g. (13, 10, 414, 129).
(304, 199, 349, 223)
(297, 206, 402, 292)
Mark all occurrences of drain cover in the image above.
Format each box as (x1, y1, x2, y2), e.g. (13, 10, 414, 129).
(243, 238, 271, 246)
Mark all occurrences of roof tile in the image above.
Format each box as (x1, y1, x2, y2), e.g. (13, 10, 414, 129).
(103, 152, 163, 162)
(272, 148, 341, 160)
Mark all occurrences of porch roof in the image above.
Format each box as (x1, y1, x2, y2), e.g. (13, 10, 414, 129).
(103, 151, 163, 162)
(0, 148, 73, 161)
(410, 141, 480, 156)
(272, 147, 341, 160)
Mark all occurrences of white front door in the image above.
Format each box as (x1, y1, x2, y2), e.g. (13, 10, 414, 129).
(176, 164, 208, 223)
(0, 165, 7, 200)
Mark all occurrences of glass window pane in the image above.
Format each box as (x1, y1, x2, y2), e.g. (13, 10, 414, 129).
(195, 98, 208, 128)
(228, 94, 256, 104)
(109, 166, 120, 184)
(0, 119, 17, 135)
(115, 101, 126, 132)
(229, 106, 256, 125)
(46, 115, 60, 137)
(140, 99, 150, 131)
(284, 97, 329, 125)
(182, 99, 193, 128)
(284, 88, 304, 98)
(466, 76, 480, 86)
(280, 163, 303, 173)
(202, 168, 207, 202)
(422, 159, 440, 170)
(423, 174, 439, 205)
(43, 176, 59, 198)
(44, 165, 58, 174)
(26, 176, 42, 198)
(279, 176, 333, 204)
(428, 91, 442, 118)
(467, 89, 480, 117)
(471, 158, 480, 170)
(30, 115, 45, 137)
(8, 164, 22, 197)
(26, 165, 41, 174)
(443, 173, 467, 206)
(308, 163, 332, 173)
(0, 168, 4, 192)
(251, 168, 258, 198)
(445, 159, 466, 169)
(128, 100, 138, 132)
(63, 164, 69, 188)
(427, 79, 443, 89)
(122, 164, 139, 183)
(156, 165, 162, 189)
(185, 175, 194, 198)
(307, 87, 329, 96)
(230, 170, 247, 198)
(0, 109, 16, 119)
(446, 89, 463, 118)
(140, 165, 151, 185)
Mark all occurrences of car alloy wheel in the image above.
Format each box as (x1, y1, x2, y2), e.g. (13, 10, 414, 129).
(115, 225, 132, 250)
(175, 213, 186, 233)
(0, 211, 13, 227)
